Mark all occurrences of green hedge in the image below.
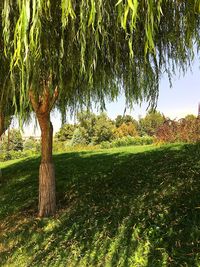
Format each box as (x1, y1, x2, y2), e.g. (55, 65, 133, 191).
(0, 150, 35, 162)
(100, 136, 154, 149)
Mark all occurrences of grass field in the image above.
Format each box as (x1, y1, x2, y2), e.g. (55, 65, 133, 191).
(0, 144, 200, 267)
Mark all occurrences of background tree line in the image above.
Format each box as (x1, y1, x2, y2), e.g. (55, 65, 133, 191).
(1, 110, 199, 157)
(55, 111, 164, 146)
(55, 111, 200, 146)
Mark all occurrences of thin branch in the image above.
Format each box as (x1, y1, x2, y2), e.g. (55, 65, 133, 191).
(29, 84, 58, 115)
(29, 89, 39, 113)
(49, 86, 59, 112)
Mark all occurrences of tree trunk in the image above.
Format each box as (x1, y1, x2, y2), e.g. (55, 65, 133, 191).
(29, 84, 58, 217)
(37, 113, 56, 217)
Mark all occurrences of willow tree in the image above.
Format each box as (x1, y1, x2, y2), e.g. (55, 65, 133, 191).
(1, 0, 200, 217)
(0, 2, 18, 146)
(0, 9, 12, 138)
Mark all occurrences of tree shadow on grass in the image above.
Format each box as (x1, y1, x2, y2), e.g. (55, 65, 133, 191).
(0, 144, 200, 266)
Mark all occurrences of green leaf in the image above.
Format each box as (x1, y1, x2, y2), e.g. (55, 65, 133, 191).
(122, 5, 129, 30)
(116, 0, 123, 7)
(128, 0, 134, 11)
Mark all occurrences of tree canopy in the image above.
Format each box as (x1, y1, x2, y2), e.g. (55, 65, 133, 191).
(139, 110, 165, 136)
(1, 0, 200, 118)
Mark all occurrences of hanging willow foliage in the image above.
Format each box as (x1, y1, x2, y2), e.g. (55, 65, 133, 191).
(1, 0, 200, 119)
(0, 1, 15, 121)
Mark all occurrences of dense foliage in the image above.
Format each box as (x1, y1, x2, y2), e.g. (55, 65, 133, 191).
(0, 129, 23, 151)
(0, 111, 199, 162)
(101, 136, 154, 149)
(139, 110, 165, 136)
(92, 113, 115, 144)
(23, 136, 41, 152)
(55, 124, 76, 142)
(55, 111, 200, 148)
(114, 122, 138, 138)
(156, 116, 200, 143)
(0, 1, 200, 119)
(70, 127, 88, 146)
(115, 115, 138, 128)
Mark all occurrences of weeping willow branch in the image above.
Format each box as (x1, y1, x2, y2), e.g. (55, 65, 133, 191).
(1, 0, 200, 120)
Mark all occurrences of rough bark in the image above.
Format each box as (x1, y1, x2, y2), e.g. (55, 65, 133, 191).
(37, 113, 56, 217)
(29, 85, 58, 217)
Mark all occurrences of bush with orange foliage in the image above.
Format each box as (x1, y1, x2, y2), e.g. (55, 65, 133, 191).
(114, 122, 138, 138)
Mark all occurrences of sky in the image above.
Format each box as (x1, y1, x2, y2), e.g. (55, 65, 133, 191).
(15, 56, 200, 137)
(106, 56, 200, 119)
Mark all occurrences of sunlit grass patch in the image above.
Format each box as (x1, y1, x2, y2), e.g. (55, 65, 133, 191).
(0, 143, 200, 266)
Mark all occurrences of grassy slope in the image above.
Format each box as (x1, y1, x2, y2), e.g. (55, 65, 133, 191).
(0, 144, 200, 267)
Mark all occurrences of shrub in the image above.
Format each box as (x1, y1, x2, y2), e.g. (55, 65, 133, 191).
(156, 117, 200, 143)
(0, 129, 23, 151)
(114, 122, 138, 138)
(139, 110, 165, 136)
(0, 150, 34, 162)
(23, 137, 41, 153)
(115, 115, 138, 128)
(55, 124, 76, 141)
(70, 127, 88, 146)
(53, 140, 72, 152)
(100, 136, 154, 149)
(92, 113, 115, 144)
(100, 141, 112, 149)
